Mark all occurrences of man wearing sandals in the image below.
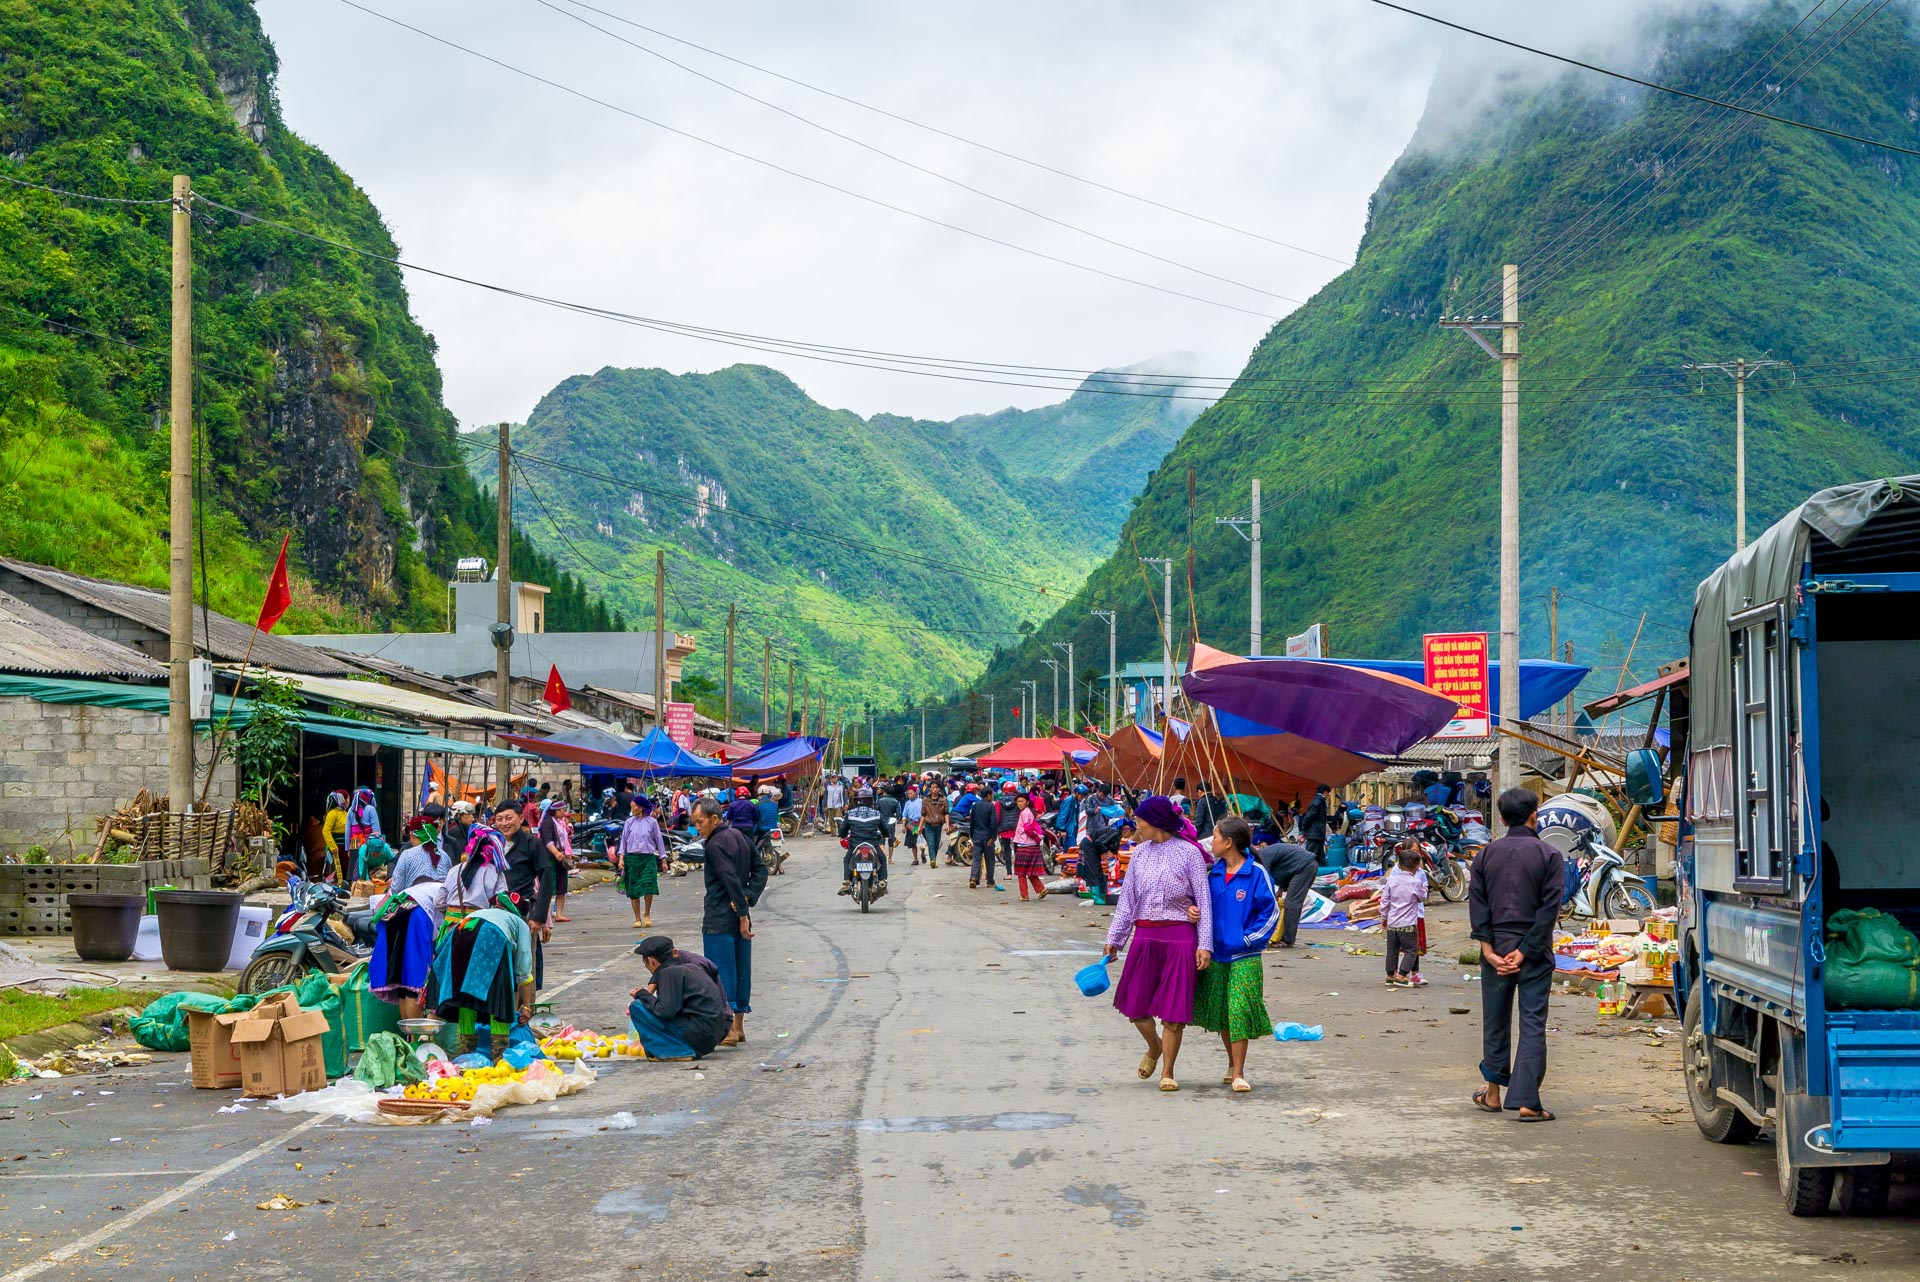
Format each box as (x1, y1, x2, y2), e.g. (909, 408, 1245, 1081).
(1469, 788, 1563, 1123)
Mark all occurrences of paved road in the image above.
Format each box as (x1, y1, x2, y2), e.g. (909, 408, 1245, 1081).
(4, 837, 1919, 1281)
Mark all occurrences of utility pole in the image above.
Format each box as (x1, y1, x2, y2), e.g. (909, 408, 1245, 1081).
(1139, 557, 1174, 725)
(1441, 264, 1522, 794)
(987, 694, 995, 746)
(1214, 479, 1262, 655)
(762, 636, 772, 738)
(920, 707, 928, 761)
(495, 423, 512, 716)
(1041, 657, 1061, 728)
(653, 550, 668, 725)
(786, 659, 795, 737)
(1684, 356, 1789, 550)
(1091, 610, 1116, 731)
(868, 710, 876, 754)
(1548, 585, 1559, 659)
(1563, 641, 1576, 733)
(800, 676, 810, 737)
(724, 604, 736, 743)
(168, 174, 195, 811)
(1020, 680, 1038, 737)
(1052, 640, 1076, 731)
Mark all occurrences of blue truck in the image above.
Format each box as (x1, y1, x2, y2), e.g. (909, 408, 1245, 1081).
(1650, 475, 1920, 1216)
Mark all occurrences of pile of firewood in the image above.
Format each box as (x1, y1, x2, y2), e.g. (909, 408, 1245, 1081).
(92, 788, 168, 858)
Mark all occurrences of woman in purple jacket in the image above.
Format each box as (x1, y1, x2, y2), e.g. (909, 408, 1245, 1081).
(1103, 795, 1213, 1092)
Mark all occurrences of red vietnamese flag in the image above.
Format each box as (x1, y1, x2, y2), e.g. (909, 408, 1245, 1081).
(255, 535, 293, 633)
(544, 664, 571, 714)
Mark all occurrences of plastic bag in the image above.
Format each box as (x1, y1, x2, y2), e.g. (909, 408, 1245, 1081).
(264, 1077, 383, 1122)
(130, 991, 260, 1052)
(1273, 1022, 1324, 1042)
(452, 1052, 493, 1072)
(353, 1032, 427, 1089)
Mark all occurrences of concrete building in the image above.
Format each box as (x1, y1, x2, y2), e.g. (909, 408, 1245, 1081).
(287, 572, 694, 700)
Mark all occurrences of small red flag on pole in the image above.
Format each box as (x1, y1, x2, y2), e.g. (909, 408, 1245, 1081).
(544, 664, 571, 714)
(256, 535, 293, 633)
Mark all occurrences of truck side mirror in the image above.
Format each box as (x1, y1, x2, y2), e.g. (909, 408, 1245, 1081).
(1624, 748, 1665, 808)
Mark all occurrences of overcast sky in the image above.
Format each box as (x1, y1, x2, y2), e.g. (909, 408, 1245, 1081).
(254, 1, 1694, 425)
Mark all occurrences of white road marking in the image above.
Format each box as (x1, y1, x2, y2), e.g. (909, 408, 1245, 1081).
(0, 1171, 210, 1180)
(542, 944, 641, 1000)
(0, 1115, 324, 1281)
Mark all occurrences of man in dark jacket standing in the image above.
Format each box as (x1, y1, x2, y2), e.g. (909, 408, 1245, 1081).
(1256, 839, 1320, 948)
(1469, 787, 1564, 1122)
(968, 790, 1002, 890)
(629, 935, 731, 1059)
(1300, 784, 1332, 859)
(496, 806, 555, 988)
(1191, 780, 1228, 839)
(692, 797, 757, 1047)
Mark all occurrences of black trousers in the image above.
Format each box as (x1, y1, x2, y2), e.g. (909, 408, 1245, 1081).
(1080, 840, 1110, 901)
(1479, 950, 1553, 1111)
(998, 835, 1015, 874)
(1276, 863, 1316, 946)
(1385, 926, 1420, 977)
(970, 835, 998, 885)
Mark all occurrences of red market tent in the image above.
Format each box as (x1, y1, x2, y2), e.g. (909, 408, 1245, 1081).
(976, 736, 1083, 771)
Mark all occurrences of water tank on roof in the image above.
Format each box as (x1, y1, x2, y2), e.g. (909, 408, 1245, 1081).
(455, 557, 488, 582)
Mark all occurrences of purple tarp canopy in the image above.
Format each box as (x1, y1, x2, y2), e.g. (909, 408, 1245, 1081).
(1183, 642, 1460, 756)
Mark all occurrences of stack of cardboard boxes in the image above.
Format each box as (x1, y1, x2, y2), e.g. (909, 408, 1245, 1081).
(187, 993, 330, 1097)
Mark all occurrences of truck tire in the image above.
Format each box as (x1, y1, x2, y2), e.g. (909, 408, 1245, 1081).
(1837, 1165, 1891, 1217)
(1778, 1119, 1835, 1216)
(1683, 980, 1759, 1145)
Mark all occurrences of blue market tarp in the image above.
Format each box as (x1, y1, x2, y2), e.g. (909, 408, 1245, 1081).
(1300, 657, 1590, 725)
(729, 736, 828, 782)
(620, 728, 731, 779)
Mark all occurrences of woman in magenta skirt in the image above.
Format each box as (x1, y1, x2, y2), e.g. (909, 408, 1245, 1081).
(1102, 794, 1212, 1091)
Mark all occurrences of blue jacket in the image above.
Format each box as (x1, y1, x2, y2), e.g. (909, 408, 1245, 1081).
(1055, 795, 1080, 837)
(754, 796, 780, 836)
(1206, 857, 1280, 964)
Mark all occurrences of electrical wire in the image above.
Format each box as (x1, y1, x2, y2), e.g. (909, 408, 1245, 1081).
(531, 0, 1308, 307)
(0, 171, 175, 205)
(332, 0, 1281, 322)
(544, 0, 1352, 266)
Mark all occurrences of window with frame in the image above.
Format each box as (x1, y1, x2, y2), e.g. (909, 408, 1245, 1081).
(1731, 604, 1792, 892)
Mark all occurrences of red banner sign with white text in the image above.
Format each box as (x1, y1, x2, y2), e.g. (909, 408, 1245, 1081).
(1422, 632, 1490, 739)
(664, 702, 698, 748)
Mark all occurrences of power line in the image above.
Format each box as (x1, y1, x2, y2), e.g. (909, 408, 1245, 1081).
(332, 0, 1280, 322)
(0, 171, 175, 206)
(546, 0, 1352, 267)
(532, 0, 1306, 307)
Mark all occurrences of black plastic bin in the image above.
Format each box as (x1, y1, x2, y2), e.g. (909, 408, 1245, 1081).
(153, 889, 241, 972)
(67, 892, 145, 962)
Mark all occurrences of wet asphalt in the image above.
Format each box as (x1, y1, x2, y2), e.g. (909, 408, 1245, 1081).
(4, 837, 1920, 1281)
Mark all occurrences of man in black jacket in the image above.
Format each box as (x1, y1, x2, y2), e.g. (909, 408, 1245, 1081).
(495, 806, 556, 988)
(693, 797, 757, 1047)
(1300, 784, 1333, 859)
(1469, 787, 1564, 1122)
(629, 935, 731, 1059)
(968, 791, 1002, 890)
(1080, 786, 1123, 907)
(1190, 780, 1227, 839)
(1257, 839, 1320, 948)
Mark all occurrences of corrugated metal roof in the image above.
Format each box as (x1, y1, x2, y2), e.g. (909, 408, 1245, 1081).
(225, 666, 546, 727)
(0, 590, 168, 678)
(0, 559, 362, 676)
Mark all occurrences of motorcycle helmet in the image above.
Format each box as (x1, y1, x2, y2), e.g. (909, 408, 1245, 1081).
(735, 787, 750, 800)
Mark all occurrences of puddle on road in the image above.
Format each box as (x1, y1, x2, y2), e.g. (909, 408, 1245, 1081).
(804, 1111, 1074, 1134)
(1062, 1182, 1145, 1227)
(596, 1187, 671, 1225)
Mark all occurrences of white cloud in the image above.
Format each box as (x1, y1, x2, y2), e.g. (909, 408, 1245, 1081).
(255, 0, 1706, 425)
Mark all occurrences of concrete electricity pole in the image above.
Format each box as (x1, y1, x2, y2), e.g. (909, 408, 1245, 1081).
(1139, 558, 1174, 724)
(987, 694, 995, 745)
(168, 174, 196, 811)
(762, 636, 772, 738)
(654, 550, 668, 721)
(800, 675, 811, 737)
(786, 659, 795, 737)
(1040, 657, 1061, 728)
(495, 423, 513, 717)
(1091, 610, 1116, 731)
(1441, 264, 1523, 795)
(1020, 680, 1038, 737)
(1214, 479, 1262, 655)
(724, 604, 736, 743)
(1684, 356, 1789, 550)
(920, 707, 927, 761)
(1052, 640, 1076, 732)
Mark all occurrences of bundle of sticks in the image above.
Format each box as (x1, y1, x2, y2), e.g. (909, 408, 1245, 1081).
(91, 787, 168, 859)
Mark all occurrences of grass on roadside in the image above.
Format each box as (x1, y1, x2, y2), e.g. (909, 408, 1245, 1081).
(0, 988, 135, 1041)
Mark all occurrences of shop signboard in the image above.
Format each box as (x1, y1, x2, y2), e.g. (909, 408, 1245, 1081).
(1284, 624, 1324, 658)
(664, 701, 697, 747)
(1422, 632, 1490, 738)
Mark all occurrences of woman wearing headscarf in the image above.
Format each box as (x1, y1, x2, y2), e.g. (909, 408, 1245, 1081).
(1102, 794, 1213, 1092)
(444, 824, 509, 922)
(346, 786, 381, 877)
(616, 794, 667, 928)
(1012, 795, 1049, 900)
(320, 791, 349, 881)
(539, 798, 575, 924)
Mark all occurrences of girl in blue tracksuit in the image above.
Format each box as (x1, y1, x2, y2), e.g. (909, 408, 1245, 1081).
(1188, 815, 1279, 1092)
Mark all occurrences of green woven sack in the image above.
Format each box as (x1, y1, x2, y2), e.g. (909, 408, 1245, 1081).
(1827, 909, 1920, 967)
(1826, 959, 1920, 1010)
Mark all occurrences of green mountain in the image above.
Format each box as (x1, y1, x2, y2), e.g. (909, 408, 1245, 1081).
(472, 362, 1189, 714)
(934, 1, 1920, 757)
(0, 0, 615, 631)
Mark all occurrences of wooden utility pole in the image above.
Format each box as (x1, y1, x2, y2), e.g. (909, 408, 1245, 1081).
(653, 550, 667, 725)
(1548, 586, 1560, 736)
(168, 174, 195, 811)
(801, 676, 811, 737)
(495, 423, 513, 716)
(724, 604, 736, 743)
(762, 636, 772, 738)
(1563, 641, 1577, 734)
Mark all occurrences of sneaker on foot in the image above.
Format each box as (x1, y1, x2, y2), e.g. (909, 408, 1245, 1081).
(1411, 973, 1428, 987)
(838, 882, 852, 896)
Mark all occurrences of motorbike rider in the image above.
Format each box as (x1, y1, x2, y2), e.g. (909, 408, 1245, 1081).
(839, 786, 891, 895)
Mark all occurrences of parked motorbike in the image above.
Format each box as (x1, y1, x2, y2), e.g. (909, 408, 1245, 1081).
(842, 836, 887, 912)
(238, 878, 374, 995)
(1405, 818, 1471, 902)
(570, 815, 623, 858)
(1560, 827, 1657, 922)
(667, 830, 705, 877)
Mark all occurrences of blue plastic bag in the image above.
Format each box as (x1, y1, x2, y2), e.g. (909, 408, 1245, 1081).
(452, 1052, 493, 1072)
(1273, 1022, 1323, 1042)
(1073, 959, 1112, 997)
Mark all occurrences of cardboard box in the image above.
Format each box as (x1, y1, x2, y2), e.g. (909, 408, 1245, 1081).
(187, 1006, 243, 1089)
(1597, 918, 1642, 936)
(225, 994, 331, 1098)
